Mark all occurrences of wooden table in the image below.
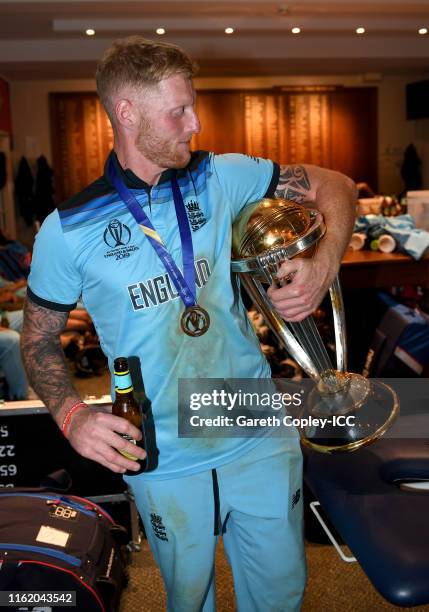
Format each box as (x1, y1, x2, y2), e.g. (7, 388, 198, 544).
(340, 250, 429, 289)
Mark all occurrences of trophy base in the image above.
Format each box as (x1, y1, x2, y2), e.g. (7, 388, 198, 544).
(300, 378, 400, 453)
(308, 372, 370, 417)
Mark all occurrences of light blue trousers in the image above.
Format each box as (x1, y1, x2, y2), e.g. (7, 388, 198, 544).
(129, 437, 306, 612)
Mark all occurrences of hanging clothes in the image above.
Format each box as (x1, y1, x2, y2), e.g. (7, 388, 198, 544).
(34, 155, 55, 223)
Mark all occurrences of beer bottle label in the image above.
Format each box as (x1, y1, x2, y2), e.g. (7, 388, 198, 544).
(114, 369, 133, 394)
(119, 433, 138, 461)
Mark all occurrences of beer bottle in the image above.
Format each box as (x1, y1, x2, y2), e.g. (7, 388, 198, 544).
(112, 356, 146, 475)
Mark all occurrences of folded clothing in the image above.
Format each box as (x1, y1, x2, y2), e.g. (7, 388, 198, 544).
(354, 214, 429, 259)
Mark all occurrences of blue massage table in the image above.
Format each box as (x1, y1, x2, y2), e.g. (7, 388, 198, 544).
(304, 413, 429, 607)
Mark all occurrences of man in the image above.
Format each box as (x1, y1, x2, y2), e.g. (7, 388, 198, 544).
(22, 37, 356, 611)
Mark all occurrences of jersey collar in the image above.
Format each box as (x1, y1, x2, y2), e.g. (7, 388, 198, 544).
(105, 150, 189, 192)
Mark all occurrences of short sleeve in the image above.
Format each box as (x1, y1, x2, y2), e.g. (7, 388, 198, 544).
(211, 153, 279, 219)
(27, 210, 82, 311)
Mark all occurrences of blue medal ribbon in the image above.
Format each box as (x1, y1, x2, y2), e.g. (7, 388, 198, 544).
(108, 158, 197, 309)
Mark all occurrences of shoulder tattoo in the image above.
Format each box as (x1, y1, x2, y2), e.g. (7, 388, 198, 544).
(274, 165, 311, 203)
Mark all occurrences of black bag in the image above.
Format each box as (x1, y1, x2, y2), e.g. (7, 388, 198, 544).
(0, 485, 128, 611)
(363, 292, 429, 377)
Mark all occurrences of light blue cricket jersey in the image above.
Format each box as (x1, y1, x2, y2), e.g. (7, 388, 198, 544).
(28, 151, 280, 479)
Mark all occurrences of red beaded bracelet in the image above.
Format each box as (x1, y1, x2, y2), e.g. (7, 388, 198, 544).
(61, 401, 88, 438)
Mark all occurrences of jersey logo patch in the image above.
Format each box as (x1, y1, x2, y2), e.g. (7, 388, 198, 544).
(150, 513, 168, 541)
(104, 219, 131, 247)
(103, 218, 140, 261)
(291, 488, 301, 509)
(185, 199, 207, 231)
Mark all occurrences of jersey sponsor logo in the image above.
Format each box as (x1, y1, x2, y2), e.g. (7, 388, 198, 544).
(103, 218, 140, 261)
(185, 199, 207, 231)
(127, 258, 211, 311)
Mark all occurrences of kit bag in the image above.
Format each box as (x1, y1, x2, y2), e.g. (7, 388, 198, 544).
(0, 486, 128, 611)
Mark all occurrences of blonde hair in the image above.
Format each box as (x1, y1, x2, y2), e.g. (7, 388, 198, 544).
(96, 36, 198, 122)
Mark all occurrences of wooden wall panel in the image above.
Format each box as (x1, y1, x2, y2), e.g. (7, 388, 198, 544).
(243, 93, 287, 162)
(192, 91, 245, 153)
(50, 87, 377, 201)
(193, 87, 377, 188)
(284, 93, 332, 167)
(0, 77, 12, 134)
(50, 93, 113, 202)
(330, 88, 378, 189)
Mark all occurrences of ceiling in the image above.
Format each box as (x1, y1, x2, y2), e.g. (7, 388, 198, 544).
(0, 0, 429, 80)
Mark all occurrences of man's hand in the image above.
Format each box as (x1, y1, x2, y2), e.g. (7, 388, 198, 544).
(268, 163, 357, 321)
(67, 405, 147, 474)
(267, 251, 334, 322)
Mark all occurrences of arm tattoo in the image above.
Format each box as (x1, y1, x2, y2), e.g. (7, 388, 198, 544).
(274, 165, 311, 203)
(21, 298, 80, 421)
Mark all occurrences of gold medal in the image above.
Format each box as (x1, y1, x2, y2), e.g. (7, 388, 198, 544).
(181, 305, 210, 337)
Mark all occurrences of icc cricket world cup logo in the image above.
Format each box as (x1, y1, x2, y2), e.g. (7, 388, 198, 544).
(104, 219, 131, 248)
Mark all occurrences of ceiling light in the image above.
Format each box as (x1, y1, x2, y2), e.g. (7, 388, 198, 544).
(356, 27, 365, 35)
(418, 27, 428, 35)
(225, 27, 234, 34)
(156, 28, 166, 35)
(85, 28, 95, 36)
(291, 27, 301, 34)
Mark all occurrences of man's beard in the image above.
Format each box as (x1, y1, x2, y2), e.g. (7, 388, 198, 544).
(135, 116, 191, 169)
